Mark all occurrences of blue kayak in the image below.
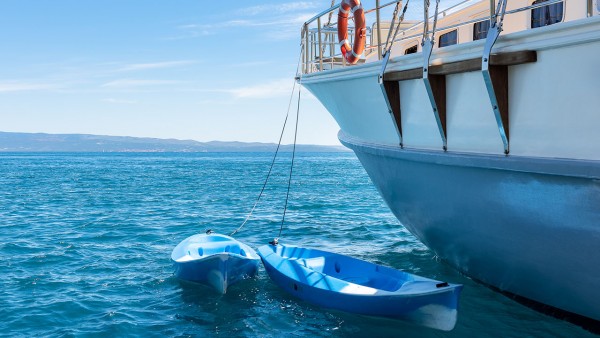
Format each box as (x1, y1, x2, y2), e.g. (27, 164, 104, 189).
(171, 233, 260, 293)
(258, 243, 463, 331)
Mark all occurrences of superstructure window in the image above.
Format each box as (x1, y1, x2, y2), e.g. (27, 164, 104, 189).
(531, 0, 564, 28)
(405, 45, 418, 55)
(473, 20, 490, 41)
(438, 30, 457, 48)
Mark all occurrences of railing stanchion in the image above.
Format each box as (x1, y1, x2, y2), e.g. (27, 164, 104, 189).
(304, 24, 309, 73)
(317, 17, 323, 71)
(376, 0, 382, 59)
(330, 32, 335, 69)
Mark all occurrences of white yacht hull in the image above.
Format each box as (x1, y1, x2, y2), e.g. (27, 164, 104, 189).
(341, 132, 600, 322)
(301, 16, 600, 322)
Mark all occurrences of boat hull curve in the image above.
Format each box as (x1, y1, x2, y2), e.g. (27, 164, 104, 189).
(340, 132, 600, 322)
(173, 253, 259, 293)
(171, 233, 260, 293)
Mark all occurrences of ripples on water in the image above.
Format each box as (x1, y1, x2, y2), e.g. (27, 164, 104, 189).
(0, 152, 593, 337)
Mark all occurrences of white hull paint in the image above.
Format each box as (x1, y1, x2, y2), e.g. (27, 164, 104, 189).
(301, 14, 600, 322)
(303, 16, 600, 160)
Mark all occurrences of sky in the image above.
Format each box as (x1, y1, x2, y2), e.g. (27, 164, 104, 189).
(0, 1, 465, 145)
(0, 0, 341, 145)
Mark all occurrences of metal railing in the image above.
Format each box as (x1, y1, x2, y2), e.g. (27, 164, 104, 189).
(301, 0, 587, 75)
(301, 0, 474, 74)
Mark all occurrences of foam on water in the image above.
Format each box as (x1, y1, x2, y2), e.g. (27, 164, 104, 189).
(0, 152, 594, 337)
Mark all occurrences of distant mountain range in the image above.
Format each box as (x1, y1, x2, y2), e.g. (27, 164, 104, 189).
(0, 132, 349, 153)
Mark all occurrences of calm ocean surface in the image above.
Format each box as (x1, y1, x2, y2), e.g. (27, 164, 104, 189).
(0, 152, 594, 337)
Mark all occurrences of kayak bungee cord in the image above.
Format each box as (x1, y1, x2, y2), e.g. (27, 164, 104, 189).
(229, 47, 304, 237)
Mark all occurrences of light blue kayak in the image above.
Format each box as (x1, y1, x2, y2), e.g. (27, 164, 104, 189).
(258, 243, 463, 331)
(171, 233, 260, 293)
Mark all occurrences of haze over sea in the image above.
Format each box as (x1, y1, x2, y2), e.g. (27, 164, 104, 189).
(0, 152, 594, 337)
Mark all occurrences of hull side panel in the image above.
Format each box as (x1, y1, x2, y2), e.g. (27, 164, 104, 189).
(303, 74, 400, 146)
(509, 42, 600, 159)
(342, 136, 600, 321)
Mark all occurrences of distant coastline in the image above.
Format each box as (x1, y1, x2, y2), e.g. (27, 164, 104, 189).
(0, 131, 349, 153)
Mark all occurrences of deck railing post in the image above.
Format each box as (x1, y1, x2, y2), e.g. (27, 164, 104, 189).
(317, 17, 324, 71)
(490, 0, 495, 22)
(588, 0, 593, 17)
(304, 24, 310, 73)
(376, 0, 382, 59)
(330, 32, 335, 69)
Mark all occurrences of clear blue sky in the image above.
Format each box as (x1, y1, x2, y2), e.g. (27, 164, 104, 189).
(0, 1, 464, 145)
(0, 0, 342, 144)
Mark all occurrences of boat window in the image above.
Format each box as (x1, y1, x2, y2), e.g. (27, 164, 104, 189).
(473, 20, 490, 41)
(438, 30, 457, 48)
(531, 0, 564, 28)
(404, 45, 418, 55)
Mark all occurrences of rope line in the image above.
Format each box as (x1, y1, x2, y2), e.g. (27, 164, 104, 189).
(383, 1, 403, 53)
(229, 48, 304, 237)
(278, 81, 301, 239)
(384, 0, 411, 56)
(431, 0, 441, 40)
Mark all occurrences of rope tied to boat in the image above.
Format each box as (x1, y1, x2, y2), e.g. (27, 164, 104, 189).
(229, 45, 304, 238)
(277, 75, 301, 240)
(382, 0, 411, 57)
(422, 0, 441, 43)
(320, 0, 337, 57)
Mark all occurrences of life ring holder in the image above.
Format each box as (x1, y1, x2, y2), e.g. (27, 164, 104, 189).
(337, 0, 366, 65)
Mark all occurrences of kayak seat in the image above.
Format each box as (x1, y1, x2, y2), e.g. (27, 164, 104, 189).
(297, 257, 326, 272)
(341, 276, 371, 285)
(197, 241, 243, 257)
(341, 275, 406, 291)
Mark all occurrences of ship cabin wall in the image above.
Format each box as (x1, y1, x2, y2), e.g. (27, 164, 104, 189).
(389, 0, 592, 58)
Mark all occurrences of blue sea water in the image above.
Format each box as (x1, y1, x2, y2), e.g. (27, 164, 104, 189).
(0, 152, 595, 337)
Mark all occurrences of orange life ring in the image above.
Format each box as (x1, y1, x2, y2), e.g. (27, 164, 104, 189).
(337, 0, 366, 65)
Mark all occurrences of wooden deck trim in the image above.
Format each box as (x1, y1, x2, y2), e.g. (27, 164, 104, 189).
(382, 80, 403, 145)
(383, 50, 537, 82)
(428, 74, 447, 141)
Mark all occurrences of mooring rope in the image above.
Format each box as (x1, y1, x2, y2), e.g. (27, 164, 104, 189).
(277, 81, 301, 239)
(383, 1, 403, 53)
(229, 48, 304, 237)
(383, 0, 411, 55)
(320, 0, 337, 58)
